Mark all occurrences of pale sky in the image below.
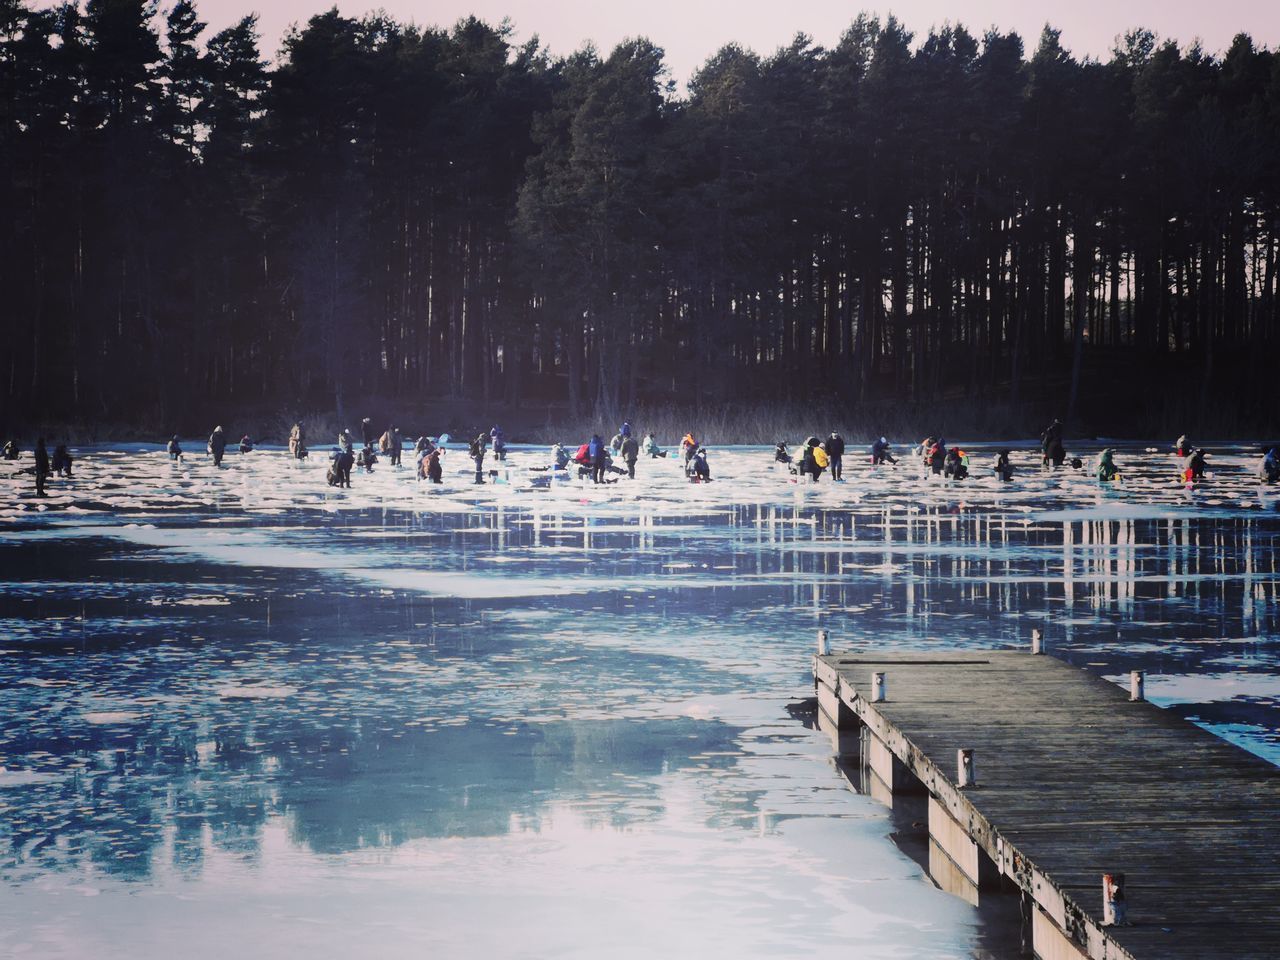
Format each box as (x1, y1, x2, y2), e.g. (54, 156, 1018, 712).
(55, 0, 1280, 82)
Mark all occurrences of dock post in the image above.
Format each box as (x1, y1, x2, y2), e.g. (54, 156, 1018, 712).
(871, 672, 887, 703)
(817, 629, 829, 655)
(1130, 670, 1145, 702)
(1103, 873, 1128, 925)
(1031, 628, 1044, 654)
(957, 748, 976, 788)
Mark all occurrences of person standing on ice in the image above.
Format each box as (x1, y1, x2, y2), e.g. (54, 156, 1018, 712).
(390, 427, 403, 467)
(825, 432, 846, 480)
(1259, 448, 1279, 484)
(489, 426, 506, 461)
(289, 423, 307, 459)
(469, 434, 487, 484)
(1041, 419, 1065, 469)
(588, 434, 607, 484)
(361, 418, 376, 448)
(32, 438, 50, 496)
(208, 426, 227, 466)
(927, 437, 947, 475)
(167, 435, 183, 461)
(621, 433, 640, 479)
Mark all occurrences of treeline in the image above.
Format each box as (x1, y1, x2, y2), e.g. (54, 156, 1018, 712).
(4, 1, 1280, 435)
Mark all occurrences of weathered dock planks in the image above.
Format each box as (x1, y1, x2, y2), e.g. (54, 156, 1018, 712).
(812, 649, 1280, 960)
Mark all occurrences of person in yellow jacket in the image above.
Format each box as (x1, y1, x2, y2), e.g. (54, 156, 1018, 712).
(800, 436, 828, 481)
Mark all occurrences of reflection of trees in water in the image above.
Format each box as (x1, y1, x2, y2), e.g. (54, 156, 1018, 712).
(0, 716, 738, 880)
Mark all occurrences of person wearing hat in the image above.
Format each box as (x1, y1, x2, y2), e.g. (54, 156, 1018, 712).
(826, 432, 846, 480)
(871, 437, 896, 465)
(167, 435, 183, 461)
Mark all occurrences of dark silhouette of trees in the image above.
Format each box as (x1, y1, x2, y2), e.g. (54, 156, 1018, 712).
(3, 1, 1278, 435)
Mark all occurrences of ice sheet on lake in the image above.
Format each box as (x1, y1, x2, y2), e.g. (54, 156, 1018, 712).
(0, 439, 1278, 959)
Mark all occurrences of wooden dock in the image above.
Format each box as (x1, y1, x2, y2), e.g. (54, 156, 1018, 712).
(812, 647, 1280, 960)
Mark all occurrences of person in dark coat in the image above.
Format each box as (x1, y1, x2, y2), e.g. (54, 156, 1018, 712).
(418, 447, 443, 483)
(943, 448, 968, 480)
(51, 444, 73, 478)
(34, 438, 50, 496)
(774, 442, 790, 465)
(489, 426, 506, 461)
(327, 446, 354, 487)
(1041, 419, 1065, 468)
(3, 440, 18, 460)
(928, 437, 947, 475)
(469, 434, 487, 484)
(690, 448, 712, 482)
(1181, 449, 1207, 483)
(871, 437, 896, 465)
(239, 435, 254, 454)
(1260, 448, 1279, 484)
(1174, 435, 1192, 458)
(361, 418, 376, 447)
(357, 443, 378, 473)
(826, 432, 846, 481)
(621, 434, 640, 479)
(167, 436, 183, 461)
(588, 434, 606, 484)
(208, 426, 226, 466)
(995, 450, 1014, 482)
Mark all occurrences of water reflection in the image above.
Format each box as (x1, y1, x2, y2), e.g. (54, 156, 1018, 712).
(1, 446, 1278, 954)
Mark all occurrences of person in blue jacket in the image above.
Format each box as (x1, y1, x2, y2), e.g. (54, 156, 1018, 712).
(588, 434, 606, 484)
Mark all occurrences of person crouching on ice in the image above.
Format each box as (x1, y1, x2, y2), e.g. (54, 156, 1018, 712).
(689, 448, 712, 482)
(1097, 448, 1119, 482)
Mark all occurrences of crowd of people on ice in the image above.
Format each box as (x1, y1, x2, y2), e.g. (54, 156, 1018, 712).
(4, 417, 1280, 497)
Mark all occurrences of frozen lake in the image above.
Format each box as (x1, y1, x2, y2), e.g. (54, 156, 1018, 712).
(1, 440, 1278, 958)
